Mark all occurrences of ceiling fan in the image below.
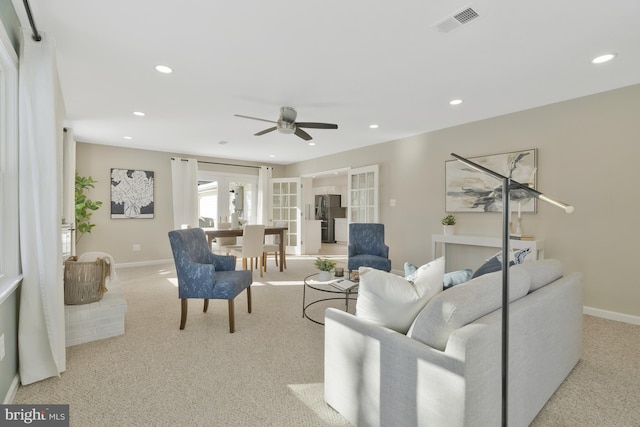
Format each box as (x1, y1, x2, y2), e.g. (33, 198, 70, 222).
(234, 106, 338, 141)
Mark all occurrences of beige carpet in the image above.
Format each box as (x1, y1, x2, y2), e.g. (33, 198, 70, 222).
(12, 255, 640, 426)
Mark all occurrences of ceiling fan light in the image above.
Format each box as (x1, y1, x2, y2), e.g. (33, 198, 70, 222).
(278, 121, 296, 134)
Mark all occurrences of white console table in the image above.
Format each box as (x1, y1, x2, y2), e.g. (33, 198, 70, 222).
(432, 234, 545, 260)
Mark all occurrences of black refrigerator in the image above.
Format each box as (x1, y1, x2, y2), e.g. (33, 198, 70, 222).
(315, 194, 346, 243)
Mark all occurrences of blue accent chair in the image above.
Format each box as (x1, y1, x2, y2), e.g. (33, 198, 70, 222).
(347, 223, 392, 273)
(168, 228, 253, 333)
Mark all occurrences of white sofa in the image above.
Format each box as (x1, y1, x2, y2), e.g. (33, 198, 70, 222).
(324, 259, 583, 427)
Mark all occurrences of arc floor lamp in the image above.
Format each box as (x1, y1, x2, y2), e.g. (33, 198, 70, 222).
(450, 153, 574, 427)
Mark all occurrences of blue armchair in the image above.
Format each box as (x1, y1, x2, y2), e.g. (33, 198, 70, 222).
(347, 223, 392, 273)
(168, 228, 253, 333)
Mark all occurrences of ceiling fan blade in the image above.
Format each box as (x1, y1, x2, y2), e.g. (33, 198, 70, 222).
(295, 122, 338, 130)
(255, 126, 277, 136)
(234, 114, 277, 124)
(294, 127, 313, 141)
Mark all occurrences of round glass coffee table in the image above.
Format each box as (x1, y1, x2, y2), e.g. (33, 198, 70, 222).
(302, 273, 358, 325)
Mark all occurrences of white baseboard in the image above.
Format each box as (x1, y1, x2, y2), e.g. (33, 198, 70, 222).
(583, 306, 640, 325)
(3, 374, 20, 404)
(116, 259, 173, 269)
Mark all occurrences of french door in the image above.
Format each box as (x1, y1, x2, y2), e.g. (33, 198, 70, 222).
(270, 178, 302, 255)
(348, 165, 379, 223)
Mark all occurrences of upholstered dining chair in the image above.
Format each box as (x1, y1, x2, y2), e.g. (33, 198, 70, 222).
(229, 225, 266, 278)
(168, 228, 253, 333)
(263, 220, 287, 271)
(347, 223, 392, 273)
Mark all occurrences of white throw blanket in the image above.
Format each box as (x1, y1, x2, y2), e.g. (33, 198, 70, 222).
(77, 251, 118, 283)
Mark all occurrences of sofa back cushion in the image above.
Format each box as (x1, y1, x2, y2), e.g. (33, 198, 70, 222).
(512, 258, 563, 292)
(407, 267, 532, 351)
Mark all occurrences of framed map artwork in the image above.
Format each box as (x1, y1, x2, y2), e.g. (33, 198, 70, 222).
(110, 168, 155, 218)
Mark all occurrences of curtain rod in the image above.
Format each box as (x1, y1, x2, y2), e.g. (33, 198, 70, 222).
(170, 157, 261, 170)
(23, 0, 42, 42)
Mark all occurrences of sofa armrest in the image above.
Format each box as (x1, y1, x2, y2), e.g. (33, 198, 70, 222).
(324, 308, 466, 427)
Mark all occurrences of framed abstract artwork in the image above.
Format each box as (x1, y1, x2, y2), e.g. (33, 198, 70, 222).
(445, 149, 537, 213)
(110, 168, 155, 218)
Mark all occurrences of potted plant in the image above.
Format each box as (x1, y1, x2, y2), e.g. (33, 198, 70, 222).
(315, 257, 337, 281)
(75, 172, 103, 244)
(441, 214, 456, 235)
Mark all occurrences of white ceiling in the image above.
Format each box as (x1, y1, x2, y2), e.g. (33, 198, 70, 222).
(14, 0, 640, 165)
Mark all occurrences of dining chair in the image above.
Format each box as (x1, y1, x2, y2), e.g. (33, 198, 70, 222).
(229, 225, 266, 278)
(263, 221, 287, 271)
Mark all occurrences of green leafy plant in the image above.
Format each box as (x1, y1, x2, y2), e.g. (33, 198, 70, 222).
(441, 214, 456, 226)
(314, 257, 337, 272)
(75, 172, 103, 244)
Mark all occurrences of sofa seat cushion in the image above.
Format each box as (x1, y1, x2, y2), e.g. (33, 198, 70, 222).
(408, 266, 532, 351)
(355, 257, 444, 334)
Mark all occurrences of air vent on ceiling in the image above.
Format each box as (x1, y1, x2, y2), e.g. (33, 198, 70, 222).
(434, 6, 480, 33)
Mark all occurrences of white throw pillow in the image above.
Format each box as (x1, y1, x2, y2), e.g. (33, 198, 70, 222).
(355, 257, 444, 334)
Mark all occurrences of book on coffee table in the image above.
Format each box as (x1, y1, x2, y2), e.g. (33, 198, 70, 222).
(330, 279, 358, 291)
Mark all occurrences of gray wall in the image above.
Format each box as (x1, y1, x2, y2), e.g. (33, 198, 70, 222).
(284, 84, 640, 319)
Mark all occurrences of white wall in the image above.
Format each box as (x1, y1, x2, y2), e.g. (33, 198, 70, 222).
(284, 84, 640, 319)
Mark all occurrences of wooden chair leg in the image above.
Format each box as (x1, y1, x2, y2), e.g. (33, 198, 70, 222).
(203, 299, 209, 313)
(263, 252, 268, 272)
(180, 298, 188, 330)
(247, 286, 252, 313)
(228, 299, 235, 333)
(275, 252, 279, 267)
(259, 256, 263, 277)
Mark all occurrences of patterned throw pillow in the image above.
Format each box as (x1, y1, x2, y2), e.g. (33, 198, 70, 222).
(471, 248, 531, 279)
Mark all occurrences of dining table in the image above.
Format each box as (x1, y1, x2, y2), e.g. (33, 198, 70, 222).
(204, 226, 288, 272)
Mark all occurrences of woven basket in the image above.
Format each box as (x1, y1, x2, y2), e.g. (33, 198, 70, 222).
(64, 256, 109, 305)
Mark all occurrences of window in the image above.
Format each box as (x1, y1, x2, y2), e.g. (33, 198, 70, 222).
(197, 171, 258, 226)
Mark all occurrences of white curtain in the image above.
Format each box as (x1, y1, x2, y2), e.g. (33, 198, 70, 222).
(170, 157, 199, 229)
(257, 166, 272, 224)
(62, 128, 76, 255)
(18, 30, 66, 385)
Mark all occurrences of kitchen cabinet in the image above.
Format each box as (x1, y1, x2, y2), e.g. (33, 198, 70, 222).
(334, 218, 348, 243)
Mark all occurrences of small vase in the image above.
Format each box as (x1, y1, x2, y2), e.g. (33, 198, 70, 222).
(443, 225, 455, 236)
(318, 270, 332, 281)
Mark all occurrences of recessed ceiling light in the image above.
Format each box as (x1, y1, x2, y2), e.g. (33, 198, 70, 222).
(269, 154, 276, 158)
(155, 65, 173, 74)
(308, 142, 316, 146)
(133, 111, 145, 117)
(449, 99, 463, 106)
(123, 136, 133, 140)
(369, 124, 379, 129)
(591, 53, 617, 64)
